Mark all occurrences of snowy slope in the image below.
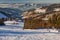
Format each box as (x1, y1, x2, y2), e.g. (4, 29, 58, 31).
(0, 34, 60, 40)
(0, 22, 60, 40)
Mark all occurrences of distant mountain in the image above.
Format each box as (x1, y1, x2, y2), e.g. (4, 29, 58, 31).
(46, 3, 60, 12)
(0, 8, 23, 18)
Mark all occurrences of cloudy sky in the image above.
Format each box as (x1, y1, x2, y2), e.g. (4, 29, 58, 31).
(0, 0, 60, 3)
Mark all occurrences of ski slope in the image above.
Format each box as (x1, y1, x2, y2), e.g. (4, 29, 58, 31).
(0, 34, 60, 40)
(0, 22, 60, 40)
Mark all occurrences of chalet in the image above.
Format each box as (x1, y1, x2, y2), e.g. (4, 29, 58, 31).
(22, 3, 60, 29)
(23, 9, 60, 29)
(22, 10, 51, 29)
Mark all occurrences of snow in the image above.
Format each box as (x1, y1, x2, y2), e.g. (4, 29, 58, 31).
(0, 34, 60, 40)
(0, 22, 60, 40)
(4, 21, 20, 25)
(35, 8, 46, 13)
(54, 8, 60, 11)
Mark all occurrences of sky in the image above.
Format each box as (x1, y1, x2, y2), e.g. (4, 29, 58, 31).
(0, 0, 60, 3)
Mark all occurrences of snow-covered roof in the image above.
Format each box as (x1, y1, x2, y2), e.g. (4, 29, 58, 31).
(54, 8, 60, 11)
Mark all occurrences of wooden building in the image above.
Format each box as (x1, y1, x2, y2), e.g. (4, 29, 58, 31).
(22, 10, 60, 29)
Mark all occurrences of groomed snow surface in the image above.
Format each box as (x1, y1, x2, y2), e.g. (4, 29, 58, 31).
(0, 34, 60, 40)
(0, 22, 60, 40)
